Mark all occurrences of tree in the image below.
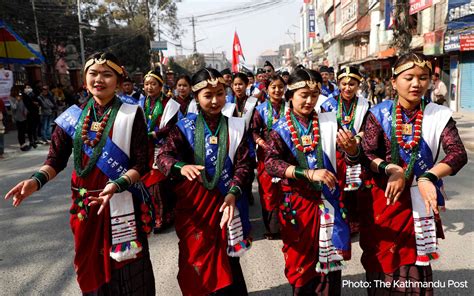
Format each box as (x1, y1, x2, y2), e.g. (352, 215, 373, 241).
(1, 0, 80, 83)
(391, 0, 416, 55)
(81, 0, 181, 72)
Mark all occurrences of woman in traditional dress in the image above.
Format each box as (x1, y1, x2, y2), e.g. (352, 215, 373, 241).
(319, 66, 370, 233)
(359, 52, 467, 295)
(140, 68, 181, 232)
(250, 74, 287, 239)
(156, 68, 252, 295)
(265, 69, 355, 295)
(5, 52, 155, 295)
(174, 74, 194, 119)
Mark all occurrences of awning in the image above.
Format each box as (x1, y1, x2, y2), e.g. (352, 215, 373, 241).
(0, 19, 44, 65)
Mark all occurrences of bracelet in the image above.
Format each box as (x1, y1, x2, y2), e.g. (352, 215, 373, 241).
(228, 186, 242, 199)
(294, 167, 306, 180)
(172, 161, 187, 175)
(39, 169, 51, 181)
(303, 169, 310, 180)
(354, 135, 362, 144)
(108, 176, 131, 193)
(378, 161, 390, 175)
(30, 171, 49, 190)
(346, 145, 360, 161)
(417, 177, 430, 183)
(416, 171, 439, 183)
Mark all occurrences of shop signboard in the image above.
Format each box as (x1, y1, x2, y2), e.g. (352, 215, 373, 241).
(460, 33, 474, 51)
(445, 33, 461, 51)
(447, 0, 474, 30)
(410, 0, 433, 15)
(309, 8, 316, 38)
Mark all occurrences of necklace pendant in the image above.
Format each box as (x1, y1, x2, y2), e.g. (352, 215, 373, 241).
(402, 124, 413, 135)
(301, 135, 312, 146)
(91, 121, 101, 132)
(344, 115, 351, 122)
(209, 136, 218, 145)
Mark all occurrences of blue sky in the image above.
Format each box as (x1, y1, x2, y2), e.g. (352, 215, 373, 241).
(168, 0, 302, 66)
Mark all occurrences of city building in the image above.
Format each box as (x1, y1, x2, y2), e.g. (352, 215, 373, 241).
(298, 0, 474, 112)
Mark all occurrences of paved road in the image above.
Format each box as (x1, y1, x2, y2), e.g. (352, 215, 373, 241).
(0, 145, 473, 295)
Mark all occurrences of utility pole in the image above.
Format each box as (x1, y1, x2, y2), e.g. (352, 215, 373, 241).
(31, 0, 41, 53)
(145, 0, 154, 69)
(191, 16, 197, 53)
(77, 0, 85, 66)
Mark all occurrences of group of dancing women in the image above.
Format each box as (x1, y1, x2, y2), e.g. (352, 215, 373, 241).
(5, 50, 467, 296)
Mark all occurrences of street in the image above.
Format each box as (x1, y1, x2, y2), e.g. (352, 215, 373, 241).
(0, 141, 473, 295)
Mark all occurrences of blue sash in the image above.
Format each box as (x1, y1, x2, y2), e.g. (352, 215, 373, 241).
(119, 93, 145, 109)
(320, 94, 338, 113)
(226, 94, 235, 104)
(273, 117, 350, 251)
(256, 100, 283, 128)
(321, 83, 338, 98)
(176, 113, 251, 236)
(370, 101, 445, 206)
(55, 105, 152, 201)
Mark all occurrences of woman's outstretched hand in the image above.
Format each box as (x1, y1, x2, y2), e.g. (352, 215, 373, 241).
(5, 179, 38, 207)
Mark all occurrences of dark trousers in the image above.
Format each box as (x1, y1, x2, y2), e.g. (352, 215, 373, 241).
(16, 120, 29, 146)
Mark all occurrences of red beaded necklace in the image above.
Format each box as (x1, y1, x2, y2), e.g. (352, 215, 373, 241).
(285, 108, 320, 153)
(394, 103, 423, 150)
(81, 106, 112, 147)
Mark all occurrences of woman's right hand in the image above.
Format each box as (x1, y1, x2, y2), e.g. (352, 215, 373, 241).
(180, 165, 205, 181)
(385, 164, 406, 205)
(307, 169, 338, 191)
(4, 179, 38, 207)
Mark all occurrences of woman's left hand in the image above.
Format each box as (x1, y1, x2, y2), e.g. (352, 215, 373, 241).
(337, 127, 358, 156)
(219, 194, 236, 229)
(88, 182, 118, 215)
(418, 180, 439, 215)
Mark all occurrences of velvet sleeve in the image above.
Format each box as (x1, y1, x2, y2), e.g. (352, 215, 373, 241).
(361, 112, 389, 164)
(156, 126, 192, 177)
(44, 125, 73, 174)
(129, 109, 150, 176)
(230, 134, 252, 189)
(250, 110, 265, 143)
(264, 130, 292, 178)
(438, 118, 468, 175)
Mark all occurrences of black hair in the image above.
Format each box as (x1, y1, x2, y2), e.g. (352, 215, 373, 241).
(433, 72, 440, 78)
(176, 74, 192, 86)
(264, 60, 274, 70)
(281, 71, 290, 76)
(256, 68, 264, 74)
(232, 72, 249, 85)
(285, 69, 322, 101)
(336, 66, 362, 84)
(191, 68, 224, 94)
(123, 76, 133, 83)
(246, 71, 254, 78)
(220, 68, 231, 76)
(319, 66, 329, 73)
(392, 52, 432, 78)
(145, 68, 164, 86)
(265, 74, 286, 88)
(85, 52, 123, 79)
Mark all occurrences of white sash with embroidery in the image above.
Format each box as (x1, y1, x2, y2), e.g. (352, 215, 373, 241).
(109, 103, 143, 262)
(411, 103, 452, 265)
(316, 112, 345, 273)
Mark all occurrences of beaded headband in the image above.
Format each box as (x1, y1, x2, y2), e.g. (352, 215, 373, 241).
(287, 80, 322, 91)
(393, 57, 432, 76)
(84, 58, 124, 76)
(144, 71, 164, 85)
(192, 73, 226, 92)
(337, 67, 362, 83)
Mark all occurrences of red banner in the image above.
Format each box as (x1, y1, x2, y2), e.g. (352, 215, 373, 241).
(460, 34, 474, 51)
(409, 0, 432, 15)
(232, 31, 245, 73)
